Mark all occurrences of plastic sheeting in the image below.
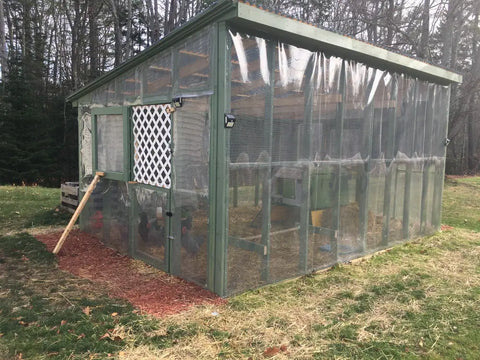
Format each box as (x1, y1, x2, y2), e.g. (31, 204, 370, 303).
(226, 30, 450, 295)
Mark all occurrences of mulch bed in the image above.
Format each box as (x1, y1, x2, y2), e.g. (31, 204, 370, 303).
(36, 230, 225, 317)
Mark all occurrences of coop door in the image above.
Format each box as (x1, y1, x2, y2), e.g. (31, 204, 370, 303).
(131, 104, 173, 271)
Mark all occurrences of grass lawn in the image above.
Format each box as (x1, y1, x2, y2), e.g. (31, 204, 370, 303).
(0, 186, 71, 235)
(1, 179, 480, 359)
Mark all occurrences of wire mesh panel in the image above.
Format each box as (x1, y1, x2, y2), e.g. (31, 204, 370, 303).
(132, 186, 169, 270)
(132, 104, 172, 189)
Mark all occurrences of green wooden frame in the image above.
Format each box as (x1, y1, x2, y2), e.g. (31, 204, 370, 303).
(91, 106, 130, 181)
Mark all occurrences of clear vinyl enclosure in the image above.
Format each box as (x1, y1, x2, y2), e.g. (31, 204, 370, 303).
(225, 31, 449, 295)
(71, 1, 457, 297)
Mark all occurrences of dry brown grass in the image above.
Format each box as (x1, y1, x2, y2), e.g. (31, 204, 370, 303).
(113, 228, 480, 359)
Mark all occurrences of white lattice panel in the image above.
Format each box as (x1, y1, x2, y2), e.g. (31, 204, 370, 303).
(132, 104, 172, 188)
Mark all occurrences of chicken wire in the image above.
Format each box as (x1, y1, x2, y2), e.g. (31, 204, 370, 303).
(88, 25, 213, 108)
(79, 178, 130, 255)
(171, 96, 210, 287)
(96, 114, 124, 173)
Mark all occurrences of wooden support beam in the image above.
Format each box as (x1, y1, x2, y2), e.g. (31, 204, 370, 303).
(53, 172, 105, 255)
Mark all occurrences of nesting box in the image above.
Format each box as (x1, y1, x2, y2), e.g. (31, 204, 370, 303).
(68, 0, 461, 296)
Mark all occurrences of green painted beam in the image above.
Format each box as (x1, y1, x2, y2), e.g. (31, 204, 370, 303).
(420, 162, 431, 233)
(212, 22, 230, 296)
(332, 61, 346, 261)
(260, 40, 275, 283)
(299, 55, 316, 273)
(381, 76, 398, 245)
(358, 71, 377, 251)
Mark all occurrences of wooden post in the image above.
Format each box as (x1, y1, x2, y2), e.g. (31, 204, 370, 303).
(53, 172, 105, 254)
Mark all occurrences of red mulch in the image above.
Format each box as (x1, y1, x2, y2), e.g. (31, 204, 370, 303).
(36, 230, 225, 317)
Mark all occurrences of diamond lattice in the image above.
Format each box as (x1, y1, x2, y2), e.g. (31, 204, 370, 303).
(132, 104, 172, 188)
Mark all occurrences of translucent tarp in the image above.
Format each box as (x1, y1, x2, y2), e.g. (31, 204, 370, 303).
(226, 30, 450, 295)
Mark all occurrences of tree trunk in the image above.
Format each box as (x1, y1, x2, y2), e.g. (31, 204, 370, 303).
(386, 0, 395, 45)
(125, 0, 132, 59)
(88, 0, 101, 81)
(418, 0, 430, 59)
(467, 0, 480, 172)
(0, 0, 7, 84)
(441, 0, 459, 67)
(165, 0, 176, 35)
(110, 0, 122, 66)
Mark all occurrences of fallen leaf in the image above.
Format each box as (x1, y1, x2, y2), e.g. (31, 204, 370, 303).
(263, 347, 280, 358)
(111, 312, 118, 317)
(100, 333, 110, 340)
(60, 320, 67, 326)
(82, 306, 91, 316)
(77, 333, 85, 339)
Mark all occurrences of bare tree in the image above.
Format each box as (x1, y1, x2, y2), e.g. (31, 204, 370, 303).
(0, 0, 7, 84)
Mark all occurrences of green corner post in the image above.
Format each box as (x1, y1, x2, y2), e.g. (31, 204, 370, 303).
(212, 22, 230, 296)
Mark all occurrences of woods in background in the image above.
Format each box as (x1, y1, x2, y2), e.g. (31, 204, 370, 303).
(0, 0, 479, 185)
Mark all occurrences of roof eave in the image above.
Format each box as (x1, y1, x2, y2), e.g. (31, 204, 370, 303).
(233, 1, 462, 85)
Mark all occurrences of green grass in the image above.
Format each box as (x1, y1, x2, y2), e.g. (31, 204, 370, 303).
(0, 186, 70, 235)
(1, 179, 480, 359)
(442, 177, 480, 231)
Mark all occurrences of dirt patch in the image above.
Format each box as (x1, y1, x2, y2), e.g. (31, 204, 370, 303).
(36, 230, 225, 317)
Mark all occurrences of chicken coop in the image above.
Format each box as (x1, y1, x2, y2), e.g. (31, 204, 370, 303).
(68, 0, 462, 296)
